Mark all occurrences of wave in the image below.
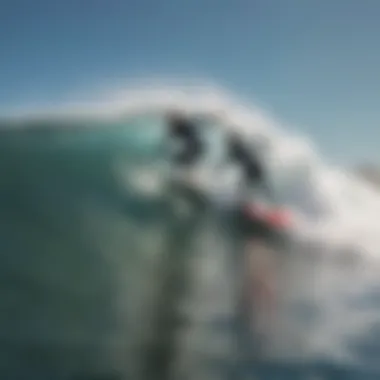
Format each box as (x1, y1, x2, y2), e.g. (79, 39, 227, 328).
(2, 81, 380, 375)
(5, 81, 380, 257)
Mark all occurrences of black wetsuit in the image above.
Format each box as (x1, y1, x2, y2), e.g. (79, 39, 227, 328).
(168, 117, 203, 166)
(227, 135, 264, 185)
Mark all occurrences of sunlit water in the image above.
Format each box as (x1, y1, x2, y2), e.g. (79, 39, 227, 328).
(1, 85, 380, 379)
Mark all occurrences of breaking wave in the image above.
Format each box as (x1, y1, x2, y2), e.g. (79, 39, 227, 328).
(2, 81, 380, 378)
(14, 81, 379, 258)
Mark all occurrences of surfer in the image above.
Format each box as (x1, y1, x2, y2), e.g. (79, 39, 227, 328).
(226, 132, 267, 197)
(165, 111, 208, 213)
(226, 132, 282, 362)
(166, 111, 204, 168)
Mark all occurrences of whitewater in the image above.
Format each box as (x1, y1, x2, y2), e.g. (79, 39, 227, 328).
(3, 82, 380, 378)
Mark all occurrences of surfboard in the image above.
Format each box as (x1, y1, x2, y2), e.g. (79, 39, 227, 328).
(169, 167, 294, 241)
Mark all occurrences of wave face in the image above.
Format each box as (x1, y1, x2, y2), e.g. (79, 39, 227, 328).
(1, 84, 380, 379)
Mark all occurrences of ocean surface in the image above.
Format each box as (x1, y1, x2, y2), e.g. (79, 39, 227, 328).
(1, 93, 380, 380)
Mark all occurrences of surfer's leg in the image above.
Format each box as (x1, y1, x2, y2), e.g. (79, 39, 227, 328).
(243, 240, 279, 344)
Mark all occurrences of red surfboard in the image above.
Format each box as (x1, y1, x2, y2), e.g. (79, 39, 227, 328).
(242, 202, 293, 230)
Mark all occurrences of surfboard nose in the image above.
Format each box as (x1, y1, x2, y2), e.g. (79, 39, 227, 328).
(243, 204, 294, 230)
(265, 209, 293, 229)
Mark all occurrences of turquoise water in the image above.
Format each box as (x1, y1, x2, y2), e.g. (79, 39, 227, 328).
(0, 118, 379, 380)
(0, 120, 165, 379)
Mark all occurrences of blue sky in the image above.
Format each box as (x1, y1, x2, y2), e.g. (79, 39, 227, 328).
(1, 0, 380, 163)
